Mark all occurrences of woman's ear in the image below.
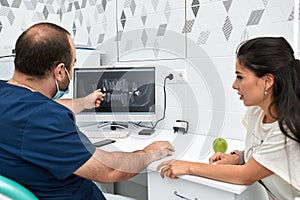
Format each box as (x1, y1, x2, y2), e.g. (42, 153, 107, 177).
(53, 63, 65, 81)
(264, 73, 274, 90)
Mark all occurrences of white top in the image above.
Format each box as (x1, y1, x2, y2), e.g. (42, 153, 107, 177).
(243, 106, 300, 199)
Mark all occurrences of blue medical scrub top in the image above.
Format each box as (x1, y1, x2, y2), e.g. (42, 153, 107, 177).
(0, 81, 106, 200)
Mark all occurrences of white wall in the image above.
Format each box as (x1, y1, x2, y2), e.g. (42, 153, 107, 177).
(0, 0, 297, 143)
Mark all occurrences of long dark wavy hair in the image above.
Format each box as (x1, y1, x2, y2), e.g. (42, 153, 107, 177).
(236, 37, 300, 143)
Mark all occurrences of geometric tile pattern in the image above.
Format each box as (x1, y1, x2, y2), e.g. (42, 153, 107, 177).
(115, 30, 123, 41)
(96, 1, 107, 14)
(124, 0, 131, 8)
(75, 10, 83, 26)
(191, 0, 200, 18)
(0, 0, 119, 49)
(164, 1, 171, 21)
(86, 20, 91, 34)
(43, 5, 49, 19)
(262, 0, 269, 7)
(246, 9, 264, 26)
(156, 23, 167, 36)
(197, 31, 210, 45)
(98, 33, 105, 44)
(182, 19, 195, 33)
(72, 21, 77, 36)
(141, 28, 148, 47)
(141, 6, 147, 25)
(0, 0, 9, 7)
(57, 8, 63, 21)
(222, 16, 233, 41)
(74, 1, 80, 10)
(0, 0, 296, 54)
(288, 5, 300, 21)
(120, 10, 126, 29)
(0, 7, 10, 16)
(11, 0, 22, 8)
(223, 0, 232, 13)
(152, 0, 158, 11)
(240, 28, 249, 43)
(153, 39, 159, 58)
(33, 12, 44, 21)
(23, 1, 37, 10)
(7, 9, 15, 25)
(67, 2, 72, 12)
(288, 9, 294, 21)
(130, 0, 136, 16)
(81, 0, 88, 9)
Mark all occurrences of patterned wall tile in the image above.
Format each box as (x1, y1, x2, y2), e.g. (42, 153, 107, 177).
(141, 28, 148, 47)
(246, 9, 265, 26)
(152, 0, 158, 11)
(164, 1, 171, 21)
(222, 0, 232, 13)
(120, 10, 126, 29)
(97, 33, 105, 43)
(288, 4, 300, 21)
(0, 6, 9, 16)
(240, 28, 249, 43)
(0, 0, 296, 142)
(262, 0, 269, 7)
(130, 0, 136, 15)
(182, 19, 195, 33)
(0, 0, 10, 7)
(197, 30, 210, 45)
(117, 0, 185, 61)
(222, 16, 233, 41)
(11, 0, 21, 8)
(156, 23, 167, 36)
(140, 6, 147, 25)
(191, 0, 200, 17)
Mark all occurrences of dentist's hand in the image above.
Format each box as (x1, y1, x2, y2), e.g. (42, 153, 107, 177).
(142, 141, 175, 161)
(83, 89, 105, 109)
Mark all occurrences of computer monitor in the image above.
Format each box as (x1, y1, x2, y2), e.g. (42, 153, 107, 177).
(73, 66, 156, 123)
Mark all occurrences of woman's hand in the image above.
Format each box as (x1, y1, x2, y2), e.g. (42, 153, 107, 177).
(157, 159, 193, 179)
(209, 152, 240, 165)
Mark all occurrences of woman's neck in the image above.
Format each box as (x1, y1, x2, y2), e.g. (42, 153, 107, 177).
(263, 113, 276, 123)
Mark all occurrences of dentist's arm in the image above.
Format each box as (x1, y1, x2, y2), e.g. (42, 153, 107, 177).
(74, 141, 175, 183)
(56, 89, 104, 115)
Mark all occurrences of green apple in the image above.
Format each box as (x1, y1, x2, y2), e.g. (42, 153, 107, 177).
(213, 137, 228, 153)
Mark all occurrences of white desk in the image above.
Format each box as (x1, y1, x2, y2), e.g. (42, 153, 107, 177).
(79, 125, 268, 200)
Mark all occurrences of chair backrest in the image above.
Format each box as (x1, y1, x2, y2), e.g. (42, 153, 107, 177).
(0, 175, 38, 200)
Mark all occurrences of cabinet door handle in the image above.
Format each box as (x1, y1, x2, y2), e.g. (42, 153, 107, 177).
(173, 191, 198, 200)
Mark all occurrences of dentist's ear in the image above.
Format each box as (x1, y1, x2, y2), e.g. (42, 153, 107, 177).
(53, 63, 65, 81)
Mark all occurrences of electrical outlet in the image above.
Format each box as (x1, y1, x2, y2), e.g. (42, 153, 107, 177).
(169, 69, 187, 84)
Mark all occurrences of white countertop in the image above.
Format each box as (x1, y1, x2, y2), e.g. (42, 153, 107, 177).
(79, 124, 247, 194)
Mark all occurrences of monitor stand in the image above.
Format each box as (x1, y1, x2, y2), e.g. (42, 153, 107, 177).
(110, 122, 128, 130)
(138, 129, 155, 135)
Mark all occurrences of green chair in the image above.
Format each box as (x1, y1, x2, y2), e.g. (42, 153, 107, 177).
(0, 175, 38, 200)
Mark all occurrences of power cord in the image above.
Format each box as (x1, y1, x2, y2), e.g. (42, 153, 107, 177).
(132, 73, 173, 131)
(0, 55, 15, 59)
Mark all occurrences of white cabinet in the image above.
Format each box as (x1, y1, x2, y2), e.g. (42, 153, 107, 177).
(148, 171, 268, 200)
